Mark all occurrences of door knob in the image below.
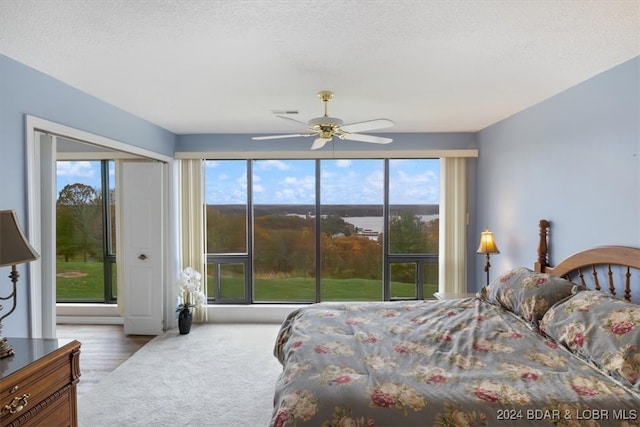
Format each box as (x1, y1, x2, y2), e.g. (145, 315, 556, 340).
(138, 254, 148, 260)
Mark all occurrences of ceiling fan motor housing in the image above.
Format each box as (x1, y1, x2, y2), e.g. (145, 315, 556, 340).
(309, 116, 343, 140)
(308, 116, 343, 127)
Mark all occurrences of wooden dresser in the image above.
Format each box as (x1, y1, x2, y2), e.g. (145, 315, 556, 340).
(1, 338, 81, 427)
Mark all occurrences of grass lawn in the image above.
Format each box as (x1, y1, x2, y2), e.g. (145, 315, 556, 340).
(56, 260, 106, 301)
(57, 260, 437, 302)
(217, 276, 438, 302)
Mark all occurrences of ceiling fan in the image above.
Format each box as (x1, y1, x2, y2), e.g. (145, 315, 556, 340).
(252, 91, 394, 150)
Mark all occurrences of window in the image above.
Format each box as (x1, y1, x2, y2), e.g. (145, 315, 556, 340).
(320, 159, 384, 301)
(253, 160, 316, 302)
(205, 160, 248, 303)
(204, 158, 440, 303)
(387, 159, 440, 299)
(56, 160, 117, 302)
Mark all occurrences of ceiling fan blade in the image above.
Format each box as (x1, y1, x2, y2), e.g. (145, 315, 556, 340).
(340, 118, 394, 133)
(342, 133, 392, 144)
(311, 138, 331, 150)
(276, 115, 313, 129)
(252, 133, 314, 140)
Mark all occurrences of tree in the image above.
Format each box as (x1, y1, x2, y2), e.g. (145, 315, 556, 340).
(422, 217, 439, 253)
(320, 215, 353, 237)
(253, 215, 315, 277)
(388, 211, 430, 254)
(207, 207, 247, 253)
(57, 183, 100, 262)
(331, 235, 382, 279)
(386, 213, 439, 283)
(56, 206, 79, 262)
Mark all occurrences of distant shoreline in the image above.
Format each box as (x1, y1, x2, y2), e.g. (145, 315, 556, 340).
(209, 204, 439, 217)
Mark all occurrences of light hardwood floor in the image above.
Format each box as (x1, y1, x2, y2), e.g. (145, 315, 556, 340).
(56, 324, 154, 398)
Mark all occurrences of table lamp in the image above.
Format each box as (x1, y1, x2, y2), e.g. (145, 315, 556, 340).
(0, 210, 40, 358)
(477, 228, 499, 286)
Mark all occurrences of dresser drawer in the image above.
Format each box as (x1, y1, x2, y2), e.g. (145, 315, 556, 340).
(7, 386, 73, 427)
(1, 360, 70, 423)
(1, 339, 80, 427)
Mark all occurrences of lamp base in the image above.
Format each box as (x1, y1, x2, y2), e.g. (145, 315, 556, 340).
(0, 337, 15, 358)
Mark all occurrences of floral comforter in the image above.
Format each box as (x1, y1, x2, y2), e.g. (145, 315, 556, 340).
(270, 298, 639, 426)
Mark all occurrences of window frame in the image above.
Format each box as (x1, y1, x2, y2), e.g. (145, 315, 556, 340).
(204, 157, 448, 304)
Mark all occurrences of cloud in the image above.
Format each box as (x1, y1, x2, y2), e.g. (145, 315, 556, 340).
(256, 160, 290, 171)
(322, 170, 337, 179)
(389, 182, 439, 204)
(397, 170, 437, 184)
(238, 172, 248, 187)
(255, 175, 315, 203)
(56, 161, 96, 178)
(205, 159, 439, 205)
(388, 162, 440, 204)
(282, 175, 314, 188)
(274, 187, 314, 203)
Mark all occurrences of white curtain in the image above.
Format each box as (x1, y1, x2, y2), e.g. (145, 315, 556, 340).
(439, 157, 468, 294)
(180, 159, 207, 322)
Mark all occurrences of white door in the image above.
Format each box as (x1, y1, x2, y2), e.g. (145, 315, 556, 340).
(121, 161, 164, 335)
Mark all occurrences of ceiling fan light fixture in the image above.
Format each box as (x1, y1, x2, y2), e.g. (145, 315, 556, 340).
(319, 129, 333, 140)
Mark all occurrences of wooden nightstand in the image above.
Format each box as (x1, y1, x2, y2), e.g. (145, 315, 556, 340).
(433, 292, 477, 300)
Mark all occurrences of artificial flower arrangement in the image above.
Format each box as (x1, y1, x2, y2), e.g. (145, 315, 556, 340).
(176, 266, 207, 316)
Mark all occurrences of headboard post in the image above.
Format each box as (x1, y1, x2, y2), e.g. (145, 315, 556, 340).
(534, 219, 550, 272)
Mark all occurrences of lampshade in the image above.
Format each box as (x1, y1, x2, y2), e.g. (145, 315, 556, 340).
(0, 210, 40, 267)
(477, 229, 500, 254)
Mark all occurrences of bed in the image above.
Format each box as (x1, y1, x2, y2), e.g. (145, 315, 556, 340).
(269, 220, 640, 426)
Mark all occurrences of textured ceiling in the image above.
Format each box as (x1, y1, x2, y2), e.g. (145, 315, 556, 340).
(1, 0, 638, 135)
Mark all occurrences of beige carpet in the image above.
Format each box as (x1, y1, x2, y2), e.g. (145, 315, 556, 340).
(78, 323, 283, 426)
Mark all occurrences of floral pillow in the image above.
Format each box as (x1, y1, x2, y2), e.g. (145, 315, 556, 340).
(478, 267, 583, 329)
(540, 291, 640, 390)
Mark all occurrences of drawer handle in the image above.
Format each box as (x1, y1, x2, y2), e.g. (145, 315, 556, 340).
(1, 393, 31, 415)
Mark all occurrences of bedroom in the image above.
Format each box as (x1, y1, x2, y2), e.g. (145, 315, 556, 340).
(0, 0, 638, 337)
(0, 2, 639, 423)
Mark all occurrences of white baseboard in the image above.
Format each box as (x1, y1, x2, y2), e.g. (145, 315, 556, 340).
(56, 303, 122, 325)
(56, 303, 301, 325)
(206, 304, 301, 324)
(57, 316, 124, 325)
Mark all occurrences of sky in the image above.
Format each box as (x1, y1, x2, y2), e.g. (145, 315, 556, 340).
(205, 159, 439, 205)
(55, 159, 440, 205)
(56, 161, 114, 195)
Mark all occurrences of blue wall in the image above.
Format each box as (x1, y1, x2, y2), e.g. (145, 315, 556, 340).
(176, 132, 476, 153)
(0, 54, 176, 337)
(474, 56, 640, 292)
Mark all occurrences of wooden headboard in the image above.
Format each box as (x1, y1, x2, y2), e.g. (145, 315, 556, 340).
(534, 219, 640, 302)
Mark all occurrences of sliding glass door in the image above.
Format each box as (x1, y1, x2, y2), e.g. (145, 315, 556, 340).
(56, 160, 117, 303)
